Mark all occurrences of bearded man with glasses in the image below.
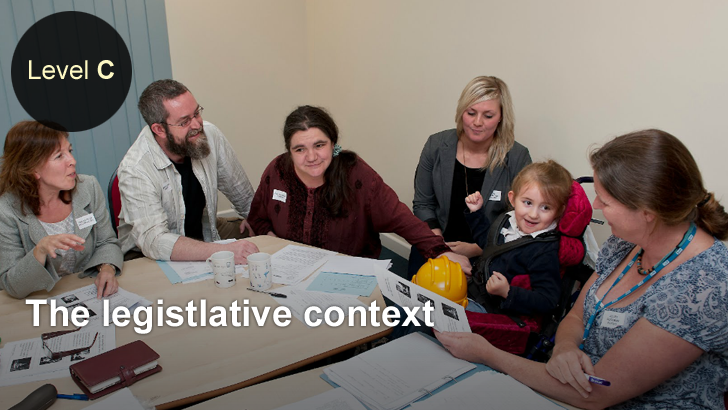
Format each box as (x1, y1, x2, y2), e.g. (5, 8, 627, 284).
(117, 79, 258, 264)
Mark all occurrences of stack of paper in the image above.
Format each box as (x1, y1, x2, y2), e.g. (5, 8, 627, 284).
(408, 371, 566, 410)
(0, 325, 115, 387)
(273, 253, 390, 326)
(323, 333, 476, 410)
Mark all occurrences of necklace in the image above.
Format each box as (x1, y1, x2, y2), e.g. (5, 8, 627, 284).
(635, 223, 697, 275)
(579, 221, 697, 349)
(461, 141, 469, 195)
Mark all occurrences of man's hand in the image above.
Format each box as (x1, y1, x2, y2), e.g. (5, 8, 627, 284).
(223, 239, 259, 264)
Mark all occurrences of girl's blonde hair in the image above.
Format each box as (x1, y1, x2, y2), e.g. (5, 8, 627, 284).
(510, 160, 573, 215)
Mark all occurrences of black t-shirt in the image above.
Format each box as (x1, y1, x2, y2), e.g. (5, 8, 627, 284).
(443, 160, 487, 243)
(172, 157, 206, 241)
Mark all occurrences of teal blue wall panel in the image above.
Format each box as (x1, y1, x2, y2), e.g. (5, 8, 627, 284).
(0, 0, 172, 196)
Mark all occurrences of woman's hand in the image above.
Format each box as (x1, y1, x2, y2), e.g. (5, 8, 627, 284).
(465, 192, 484, 213)
(240, 219, 256, 236)
(441, 251, 472, 276)
(94, 265, 118, 298)
(33, 234, 85, 264)
(486, 271, 509, 298)
(546, 342, 596, 398)
(445, 241, 482, 258)
(431, 228, 443, 236)
(435, 330, 490, 363)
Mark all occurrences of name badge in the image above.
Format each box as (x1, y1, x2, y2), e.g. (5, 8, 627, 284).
(600, 311, 626, 329)
(272, 189, 287, 203)
(76, 213, 97, 230)
(489, 190, 501, 201)
(162, 181, 171, 191)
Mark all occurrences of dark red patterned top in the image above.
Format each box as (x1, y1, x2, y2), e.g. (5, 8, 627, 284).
(248, 154, 450, 259)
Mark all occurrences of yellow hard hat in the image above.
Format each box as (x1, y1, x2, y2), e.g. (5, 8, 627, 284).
(412, 255, 468, 308)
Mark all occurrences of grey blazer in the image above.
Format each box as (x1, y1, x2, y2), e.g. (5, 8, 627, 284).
(413, 129, 532, 233)
(0, 175, 123, 298)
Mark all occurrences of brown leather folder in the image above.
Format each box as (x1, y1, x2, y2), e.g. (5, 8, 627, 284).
(69, 340, 162, 400)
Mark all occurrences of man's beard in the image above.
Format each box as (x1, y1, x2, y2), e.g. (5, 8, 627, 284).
(165, 126, 211, 160)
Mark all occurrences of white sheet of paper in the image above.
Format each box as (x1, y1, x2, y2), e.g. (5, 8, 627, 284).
(297, 256, 390, 294)
(271, 245, 336, 285)
(48, 285, 145, 325)
(81, 387, 146, 410)
(273, 286, 367, 327)
(0, 325, 115, 387)
(373, 265, 470, 333)
(324, 333, 476, 410)
(274, 387, 367, 410)
(408, 371, 565, 410)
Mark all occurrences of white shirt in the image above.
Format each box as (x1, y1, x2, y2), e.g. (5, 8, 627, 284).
(117, 121, 254, 260)
(500, 211, 557, 243)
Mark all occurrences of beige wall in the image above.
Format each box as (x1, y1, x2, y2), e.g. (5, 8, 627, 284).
(167, 0, 728, 245)
(165, 0, 309, 212)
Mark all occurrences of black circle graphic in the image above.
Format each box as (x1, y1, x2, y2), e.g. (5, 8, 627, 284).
(11, 11, 133, 132)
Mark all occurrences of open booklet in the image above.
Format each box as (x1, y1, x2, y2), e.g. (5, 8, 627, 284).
(373, 265, 470, 333)
(323, 332, 476, 410)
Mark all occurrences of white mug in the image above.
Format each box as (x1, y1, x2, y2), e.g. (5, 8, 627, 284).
(207, 251, 235, 288)
(248, 252, 273, 291)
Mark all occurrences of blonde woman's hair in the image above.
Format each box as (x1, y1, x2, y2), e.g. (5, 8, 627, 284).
(455, 76, 515, 172)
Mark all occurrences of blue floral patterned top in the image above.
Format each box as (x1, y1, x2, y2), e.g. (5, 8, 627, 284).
(583, 235, 728, 409)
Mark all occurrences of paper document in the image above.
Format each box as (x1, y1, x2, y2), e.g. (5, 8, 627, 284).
(408, 371, 566, 410)
(271, 245, 336, 285)
(81, 387, 146, 410)
(274, 387, 368, 410)
(0, 325, 115, 387)
(48, 285, 150, 324)
(324, 332, 476, 410)
(307, 271, 378, 297)
(157, 260, 248, 284)
(317, 255, 391, 276)
(296, 256, 390, 291)
(373, 265, 470, 333)
(273, 286, 367, 327)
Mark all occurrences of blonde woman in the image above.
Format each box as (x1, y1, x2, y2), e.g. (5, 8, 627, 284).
(410, 76, 531, 276)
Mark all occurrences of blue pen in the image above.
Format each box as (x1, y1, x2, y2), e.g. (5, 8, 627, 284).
(584, 373, 611, 386)
(57, 393, 89, 400)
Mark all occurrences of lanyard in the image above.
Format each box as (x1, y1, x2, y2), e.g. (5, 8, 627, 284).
(579, 222, 696, 349)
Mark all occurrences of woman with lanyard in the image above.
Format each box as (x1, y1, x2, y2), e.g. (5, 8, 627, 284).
(435, 129, 728, 409)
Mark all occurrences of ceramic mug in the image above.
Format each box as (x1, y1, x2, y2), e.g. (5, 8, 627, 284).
(207, 251, 235, 288)
(248, 252, 273, 291)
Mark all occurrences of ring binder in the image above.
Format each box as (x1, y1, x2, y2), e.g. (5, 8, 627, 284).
(444, 375, 459, 383)
(419, 387, 434, 397)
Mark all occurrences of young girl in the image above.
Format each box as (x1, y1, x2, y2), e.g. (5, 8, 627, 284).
(464, 160, 573, 316)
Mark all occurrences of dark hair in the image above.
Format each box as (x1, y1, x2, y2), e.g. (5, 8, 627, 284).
(511, 160, 573, 216)
(590, 129, 728, 240)
(138, 79, 190, 127)
(0, 121, 76, 215)
(282, 105, 357, 218)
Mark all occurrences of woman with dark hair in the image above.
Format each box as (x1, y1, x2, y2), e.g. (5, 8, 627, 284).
(435, 129, 728, 409)
(409, 76, 531, 277)
(248, 106, 471, 272)
(0, 121, 123, 299)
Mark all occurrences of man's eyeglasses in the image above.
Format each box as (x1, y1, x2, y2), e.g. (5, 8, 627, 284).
(41, 327, 99, 360)
(162, 105, 204, 128)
